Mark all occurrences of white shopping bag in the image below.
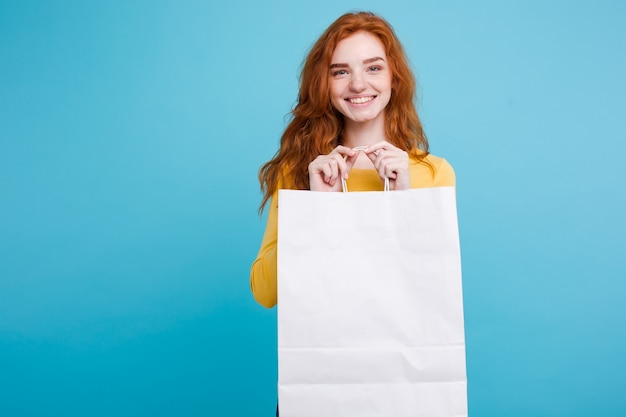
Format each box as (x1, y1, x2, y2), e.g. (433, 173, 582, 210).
(277, 186, 467, 417)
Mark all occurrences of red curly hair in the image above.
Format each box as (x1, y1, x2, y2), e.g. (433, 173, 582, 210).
(259, 11, 430, 211)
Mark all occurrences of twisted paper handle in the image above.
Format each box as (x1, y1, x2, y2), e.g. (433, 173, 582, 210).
(341, 146, 389, 192)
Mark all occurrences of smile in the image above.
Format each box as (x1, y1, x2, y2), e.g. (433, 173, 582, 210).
(347, 96, 375, 104)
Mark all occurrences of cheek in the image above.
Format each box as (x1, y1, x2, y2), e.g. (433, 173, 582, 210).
(329, 83, 344, 107)
(329, 95, 347, 116)
(330, 97, 345, 115)
(329, 80, 341, 98)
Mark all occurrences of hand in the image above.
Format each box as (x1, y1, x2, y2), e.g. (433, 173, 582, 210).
(365, 141, 410, 190)
(308, 145, 359, 192)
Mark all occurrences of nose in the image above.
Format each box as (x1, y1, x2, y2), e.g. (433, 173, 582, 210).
(349, 73, 366, 92)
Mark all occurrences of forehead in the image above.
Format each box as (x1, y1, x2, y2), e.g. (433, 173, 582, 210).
(331, 31, 387, 62)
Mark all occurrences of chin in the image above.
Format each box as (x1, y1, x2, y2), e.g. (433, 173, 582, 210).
(347, 113, 381, 123)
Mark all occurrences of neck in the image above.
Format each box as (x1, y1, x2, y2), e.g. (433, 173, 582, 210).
(340, 115, 387, 148)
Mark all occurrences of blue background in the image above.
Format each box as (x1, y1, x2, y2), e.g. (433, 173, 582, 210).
(1, 0, 625, 415)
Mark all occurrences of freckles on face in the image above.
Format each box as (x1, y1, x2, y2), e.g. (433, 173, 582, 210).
(328, 31, 392, 124)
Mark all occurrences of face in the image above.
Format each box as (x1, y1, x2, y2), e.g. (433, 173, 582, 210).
(329, 31, 392, 124)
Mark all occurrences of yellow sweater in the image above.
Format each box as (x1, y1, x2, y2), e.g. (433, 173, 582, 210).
(250, 153, 456, 308)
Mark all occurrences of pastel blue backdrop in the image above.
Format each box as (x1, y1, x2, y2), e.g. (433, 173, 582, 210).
(1, 0, 625, 416)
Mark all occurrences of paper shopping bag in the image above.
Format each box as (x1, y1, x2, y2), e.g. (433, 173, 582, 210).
(277, 186, 467, 417)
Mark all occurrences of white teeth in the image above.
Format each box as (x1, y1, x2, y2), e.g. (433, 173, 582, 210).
(348, 96, 374, 104)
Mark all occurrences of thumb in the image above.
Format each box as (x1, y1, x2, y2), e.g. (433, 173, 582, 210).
(365, 150, 379, 164)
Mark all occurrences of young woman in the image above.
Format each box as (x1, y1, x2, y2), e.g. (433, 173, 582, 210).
(250, 11, 455, 309)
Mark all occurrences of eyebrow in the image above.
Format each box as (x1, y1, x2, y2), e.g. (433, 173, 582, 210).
(329, 56, 386, 69)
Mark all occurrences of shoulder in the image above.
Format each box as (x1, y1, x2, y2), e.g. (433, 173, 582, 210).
(277, 164, 297, 190)
(408, 152, 456, 187)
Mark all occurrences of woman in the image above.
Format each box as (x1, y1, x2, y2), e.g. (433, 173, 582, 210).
(250, 11, 455, 309)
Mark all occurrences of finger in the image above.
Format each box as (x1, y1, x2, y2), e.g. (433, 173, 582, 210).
(365, 140, 397, 154)
(309, 157, 327, 176)
(331, 145, 357, 159)
(329, 159, 340, 185)
(376, 155, 408, 180)
(320, 162, 334, 184)
(320, 157, 343, 185)
(388, 156, 412, 178)
(369, 149, 390, 171)
(332, 153, 353, 179)
(309, 150, 353, 185)
(384, 163, 400, 179)
(366, 149, 381, 166)
(374, 150, 408, 169)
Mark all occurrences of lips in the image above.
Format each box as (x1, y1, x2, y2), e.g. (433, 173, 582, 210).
(347, 96, 375, 104)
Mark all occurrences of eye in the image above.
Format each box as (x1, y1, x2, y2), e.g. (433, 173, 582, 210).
(368, 65, 382, 72)
(332, 69, 348, 77)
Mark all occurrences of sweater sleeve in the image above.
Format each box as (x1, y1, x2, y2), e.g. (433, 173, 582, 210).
(249, 190, 279, 308)
(432, 157, 456, 187)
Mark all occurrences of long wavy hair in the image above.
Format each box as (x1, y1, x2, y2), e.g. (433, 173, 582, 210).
(259, 11, 430, 211)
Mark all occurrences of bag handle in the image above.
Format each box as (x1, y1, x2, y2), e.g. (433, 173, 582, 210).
(341, 146, 390, 192)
